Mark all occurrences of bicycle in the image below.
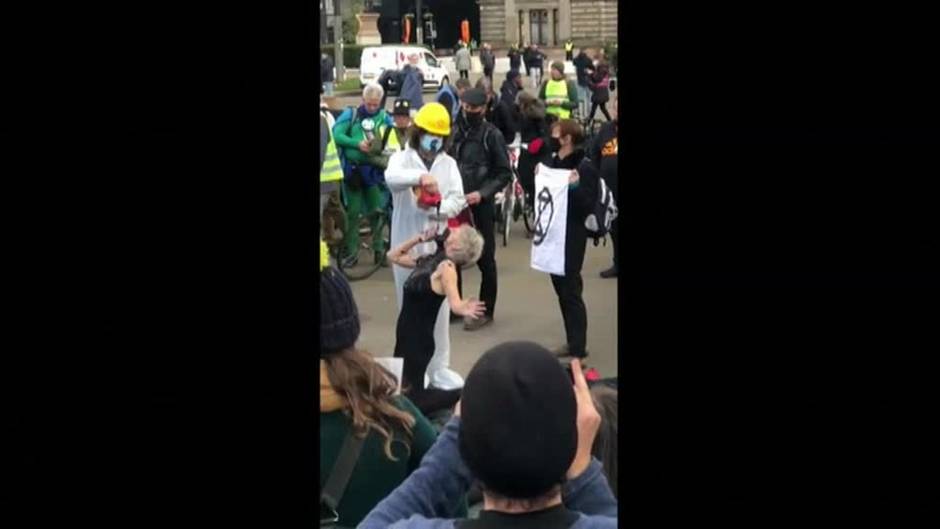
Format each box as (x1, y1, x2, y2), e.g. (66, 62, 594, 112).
(332, 184, 393, 282)
(494, 140, 536, 246)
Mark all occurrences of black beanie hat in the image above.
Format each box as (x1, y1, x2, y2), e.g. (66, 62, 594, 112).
(320, 265, 360, 356)
(459, 341, 578, 499)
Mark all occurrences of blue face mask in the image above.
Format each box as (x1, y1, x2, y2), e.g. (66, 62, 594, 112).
(420, 134, 443, 153)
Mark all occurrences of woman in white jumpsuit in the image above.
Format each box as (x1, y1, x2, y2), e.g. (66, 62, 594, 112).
(384, 102, 467, 390)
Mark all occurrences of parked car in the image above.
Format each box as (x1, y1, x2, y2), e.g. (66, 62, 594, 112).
(359, 45, 449, 92)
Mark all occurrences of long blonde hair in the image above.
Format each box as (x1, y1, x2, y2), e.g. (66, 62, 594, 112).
(324, 348, 416, 460)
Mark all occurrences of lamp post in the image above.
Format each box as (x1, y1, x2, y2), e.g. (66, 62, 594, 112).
(333, 0, 344, 82)
(415, 0, 423, 46)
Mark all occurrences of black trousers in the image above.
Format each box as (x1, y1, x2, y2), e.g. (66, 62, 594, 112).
(456, 201, 498, 317)
(550, 272, 587, 357)
(459, 70, 469, 79)
(588, 101, 612, 121)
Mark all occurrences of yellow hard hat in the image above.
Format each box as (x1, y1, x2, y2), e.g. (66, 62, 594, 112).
(413, 102, 451, 136)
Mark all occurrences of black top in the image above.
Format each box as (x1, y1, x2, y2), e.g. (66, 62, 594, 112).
(457, 504, 580, 529)
(450, 115, 512, 201)
(589, 121, 618, 197)
(547, 148, 598, 275)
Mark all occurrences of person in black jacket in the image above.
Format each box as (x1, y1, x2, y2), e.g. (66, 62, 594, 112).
(516, 91, 552, 213)
(477, 77, 516, 145)
(545, 119, 598, 359)
(499, 70, 523, 108)
(448, 88, 512, 332)
(507, 45, 522, 74)
(321, 53, 335, 96)
(572, 48, 595, 118)
(588, 97, 618, 278)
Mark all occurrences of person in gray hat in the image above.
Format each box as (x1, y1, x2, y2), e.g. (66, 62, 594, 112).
(447, 87, 512, 332)
(358, 342, 617, 529)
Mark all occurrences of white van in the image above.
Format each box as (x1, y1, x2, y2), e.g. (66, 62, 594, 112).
(359, 45, 449, 92)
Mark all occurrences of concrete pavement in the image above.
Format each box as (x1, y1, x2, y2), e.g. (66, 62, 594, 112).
(350, 224, 619, 381)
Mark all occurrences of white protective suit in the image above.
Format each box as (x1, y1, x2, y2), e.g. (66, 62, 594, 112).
(385, 147, 467, 390)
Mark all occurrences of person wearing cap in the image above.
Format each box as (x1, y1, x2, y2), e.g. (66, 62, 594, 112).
(449, 87, 512, 332)
(539, 61, 580, 123)
(359, 341, 617, 529)
(318, 242, 444, 527)
(386, 225, 486, 415)
(398, 52, 425, 114)
(385, 102, 468, 392)
(387, 99, 413, 152)
(333, 82, 395, 268)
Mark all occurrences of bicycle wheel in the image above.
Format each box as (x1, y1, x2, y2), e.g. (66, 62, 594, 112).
(339, 210, 388, 281)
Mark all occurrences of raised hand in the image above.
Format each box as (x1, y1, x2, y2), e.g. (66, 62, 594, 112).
(461, 298, 486, 319)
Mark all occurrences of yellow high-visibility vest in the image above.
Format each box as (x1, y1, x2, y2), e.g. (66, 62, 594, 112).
(564, 41, 573, 52)
(321, 124, 343, 183)
(545, 79, 571, 119)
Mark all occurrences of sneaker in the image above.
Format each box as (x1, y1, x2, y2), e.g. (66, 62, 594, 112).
(600, 266, 618, 278)
(463, 315, 493, 331)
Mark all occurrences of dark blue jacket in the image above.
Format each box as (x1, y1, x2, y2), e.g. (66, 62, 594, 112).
(398, 65, 425, 111)
(358, 417, 618, 529)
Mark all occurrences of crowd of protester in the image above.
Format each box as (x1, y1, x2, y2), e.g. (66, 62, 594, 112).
(319, 44, 620, 526)
(320, 242, 618, 527)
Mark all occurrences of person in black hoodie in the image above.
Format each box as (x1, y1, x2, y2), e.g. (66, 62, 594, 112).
(507, 45, 522, 73)
(448, 88, 513, 332)
(477, 76, 516, 145)
(545, 119, 598, 359)
(500, 69, 523, 108)
(589, 97, 618, 278)
(516, 91, 552, 213)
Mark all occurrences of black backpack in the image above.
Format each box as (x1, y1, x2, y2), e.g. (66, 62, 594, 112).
(584, 174, 618, 246)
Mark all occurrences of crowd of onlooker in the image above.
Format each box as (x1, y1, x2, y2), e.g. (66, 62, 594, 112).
(320, 244, 619, 528)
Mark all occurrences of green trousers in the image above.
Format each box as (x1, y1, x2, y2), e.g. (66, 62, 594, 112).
(343, 183, 386, 256)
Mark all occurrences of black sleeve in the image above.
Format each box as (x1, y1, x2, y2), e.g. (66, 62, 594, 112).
(478, 128, 512, 200)
(570, 159, 599, 213)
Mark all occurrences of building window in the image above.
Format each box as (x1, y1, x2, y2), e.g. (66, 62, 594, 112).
(553, 8, 558, 46)
(530, 9, 548, 46)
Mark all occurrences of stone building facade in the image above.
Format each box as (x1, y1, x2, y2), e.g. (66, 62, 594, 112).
(479, 0, 617, 48)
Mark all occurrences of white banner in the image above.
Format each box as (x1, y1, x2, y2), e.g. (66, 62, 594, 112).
(531, 163, 570, 276)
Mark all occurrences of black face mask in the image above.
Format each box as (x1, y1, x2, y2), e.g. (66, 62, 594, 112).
(464, 111, 484, 126)
(549, 137, 562, 153)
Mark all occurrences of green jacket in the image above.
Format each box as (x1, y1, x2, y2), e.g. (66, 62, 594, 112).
(332, 107, 393, 165)
(320, 396, 444, 527)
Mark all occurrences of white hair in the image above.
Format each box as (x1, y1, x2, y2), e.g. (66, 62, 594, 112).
(449, 227, 485, 266)
(362, 82, 384, 100)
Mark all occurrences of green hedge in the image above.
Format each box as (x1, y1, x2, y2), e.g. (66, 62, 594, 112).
(321, 44, 365, 69)
(320, 44, 433, 69)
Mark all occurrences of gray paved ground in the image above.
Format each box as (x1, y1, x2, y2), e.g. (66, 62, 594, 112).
(350, 224, 619, 380)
